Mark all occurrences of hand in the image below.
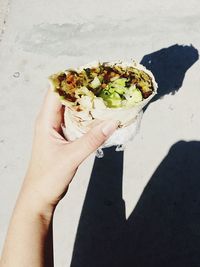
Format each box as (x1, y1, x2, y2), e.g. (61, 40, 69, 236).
(20, 89, 118, 216)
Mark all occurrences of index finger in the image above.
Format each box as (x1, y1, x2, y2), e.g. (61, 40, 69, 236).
(40, 88, 63, 128)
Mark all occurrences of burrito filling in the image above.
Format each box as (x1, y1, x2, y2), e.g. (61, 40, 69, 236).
(50, 63, 154, 110)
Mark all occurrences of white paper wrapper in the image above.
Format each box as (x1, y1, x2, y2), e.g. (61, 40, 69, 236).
(50, 61, 158, 157)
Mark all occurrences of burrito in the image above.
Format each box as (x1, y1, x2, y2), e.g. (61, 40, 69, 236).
(49, 61, 157, 153)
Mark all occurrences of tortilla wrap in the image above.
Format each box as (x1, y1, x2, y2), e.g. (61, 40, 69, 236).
(49, 61, 158, 151)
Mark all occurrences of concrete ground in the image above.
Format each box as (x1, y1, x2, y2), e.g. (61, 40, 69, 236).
(0, 0, 200, 266)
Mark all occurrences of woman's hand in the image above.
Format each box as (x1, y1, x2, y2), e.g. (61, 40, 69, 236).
(21, 89, 118, 216)
(0, 89, 118, 267)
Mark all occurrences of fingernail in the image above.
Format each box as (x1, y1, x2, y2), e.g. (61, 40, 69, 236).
(101, 120, 121, 137)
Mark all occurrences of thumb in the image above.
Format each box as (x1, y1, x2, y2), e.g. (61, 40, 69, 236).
(69, 120, 119, 164)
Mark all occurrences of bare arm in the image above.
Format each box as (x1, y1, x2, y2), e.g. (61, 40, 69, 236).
(0, 89, 118, 267)
(1, 192, 54, 267)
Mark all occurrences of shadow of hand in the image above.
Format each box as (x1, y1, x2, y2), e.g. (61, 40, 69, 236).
(141, 44, 199, 103)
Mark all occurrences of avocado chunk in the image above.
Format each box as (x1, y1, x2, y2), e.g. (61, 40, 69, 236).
(109, 78, 128, 95)
(99, 90, 121, 108)
(112, 78, 127, 87)
(125, 87, 143, 107)
(131, 88, 143, 102)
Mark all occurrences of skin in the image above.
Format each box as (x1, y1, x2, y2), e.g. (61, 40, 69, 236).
(0, 89, 118, 267)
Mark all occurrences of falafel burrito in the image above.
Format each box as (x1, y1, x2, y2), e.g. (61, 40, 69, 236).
(49, 61, 157, 154)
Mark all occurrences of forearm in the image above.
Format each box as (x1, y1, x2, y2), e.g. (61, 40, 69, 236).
(0, 185, 55, 267)
(0, 89, 117, 266)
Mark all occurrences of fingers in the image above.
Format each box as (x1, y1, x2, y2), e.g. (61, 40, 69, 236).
(69, 120, 119, 164)
(39, 89, 64, 130)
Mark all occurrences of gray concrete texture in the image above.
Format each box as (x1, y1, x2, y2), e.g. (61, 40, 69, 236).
(0, 0, 200, 266)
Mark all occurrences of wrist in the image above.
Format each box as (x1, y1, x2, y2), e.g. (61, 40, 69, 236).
(16, 183, 56, 222)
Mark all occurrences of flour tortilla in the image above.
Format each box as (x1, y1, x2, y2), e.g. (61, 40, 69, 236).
(49, 61, 158, 147)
